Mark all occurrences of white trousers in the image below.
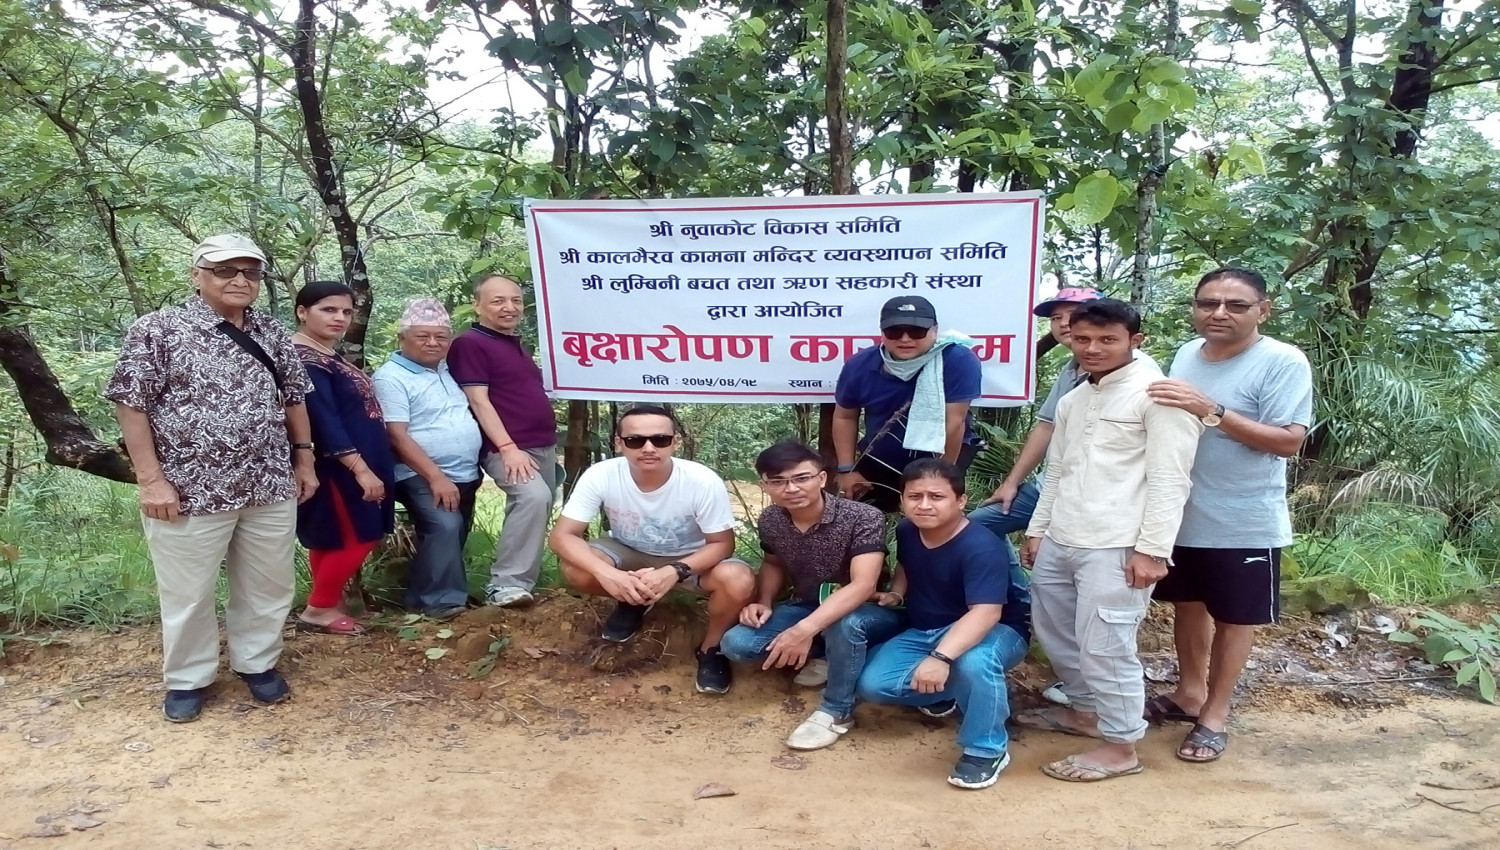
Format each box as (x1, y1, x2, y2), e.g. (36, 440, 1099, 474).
(141, 499, 297, 690)
(1030, 538, 1151, 743)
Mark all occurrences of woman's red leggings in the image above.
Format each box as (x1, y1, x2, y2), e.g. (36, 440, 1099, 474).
(307, 485, 378, 609)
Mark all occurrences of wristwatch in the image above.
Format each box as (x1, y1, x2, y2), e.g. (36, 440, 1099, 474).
(292, 442, 315, 452)
(669, 561, 693, 582)
(1200, 403, 1225, 428)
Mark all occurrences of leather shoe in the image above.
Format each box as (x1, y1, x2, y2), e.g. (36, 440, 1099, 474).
(163, 688, 207, 722)
(235, 669, 291, 704)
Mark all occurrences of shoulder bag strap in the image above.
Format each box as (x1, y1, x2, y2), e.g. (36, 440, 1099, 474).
(215, 319, 285, 395)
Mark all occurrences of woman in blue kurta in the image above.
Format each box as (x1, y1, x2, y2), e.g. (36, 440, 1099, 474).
(291, 281, 395, 634)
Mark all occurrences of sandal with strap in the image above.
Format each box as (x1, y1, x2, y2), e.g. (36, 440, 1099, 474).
(295, 615, 365, 635)
(1144, 694, 1199, 725)
(1177, 723, 1228, 763)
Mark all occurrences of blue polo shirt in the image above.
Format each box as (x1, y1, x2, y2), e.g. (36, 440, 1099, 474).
(834, 344, 982, 464)
(895, 519, 1031, 641)
(371, 353, 482, 483)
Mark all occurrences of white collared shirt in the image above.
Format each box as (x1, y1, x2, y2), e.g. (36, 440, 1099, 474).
(1026, 357, 1203, 557)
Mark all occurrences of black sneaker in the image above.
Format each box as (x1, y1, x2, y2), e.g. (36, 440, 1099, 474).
(163, 688, 207, 723)
(235, 669, 291, 705)
(918, 698, 958, 718)
(601, 601, 653, 643)
(694, 646, 732, 695)
(948, 752, 1010, 789)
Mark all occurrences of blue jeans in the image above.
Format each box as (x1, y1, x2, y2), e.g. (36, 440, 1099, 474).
(968, 478, 1041, 540)
(721, 602, 905, 718)
(857, 623, 1029, 759)
(394, 476, 480, 614)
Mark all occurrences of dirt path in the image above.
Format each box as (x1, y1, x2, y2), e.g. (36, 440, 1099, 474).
(2, 599, 1497, 849)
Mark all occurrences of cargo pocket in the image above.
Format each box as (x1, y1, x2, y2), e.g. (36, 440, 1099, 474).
(1090, 607, 1144, 657)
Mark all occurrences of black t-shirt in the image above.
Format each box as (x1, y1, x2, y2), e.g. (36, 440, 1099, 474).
(896, 519, 1031, 641)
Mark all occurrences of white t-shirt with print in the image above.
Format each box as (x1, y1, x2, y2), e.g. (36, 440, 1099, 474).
(559, 457, 736, 557)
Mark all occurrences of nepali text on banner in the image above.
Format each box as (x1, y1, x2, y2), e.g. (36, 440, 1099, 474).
(525, 193, 1045, 406)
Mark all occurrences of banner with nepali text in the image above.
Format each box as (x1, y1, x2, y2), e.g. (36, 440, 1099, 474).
(525, 193, 1044, 406)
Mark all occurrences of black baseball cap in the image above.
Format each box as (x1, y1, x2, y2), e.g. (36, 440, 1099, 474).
(880, 295, 938, 329)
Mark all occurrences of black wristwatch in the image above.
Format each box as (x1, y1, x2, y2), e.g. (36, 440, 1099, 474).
(928, 650, 955, 665)
(292, 442, 314, 452)
(670, 561, 693, 582)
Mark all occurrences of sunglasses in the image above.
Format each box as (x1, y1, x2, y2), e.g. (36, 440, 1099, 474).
(1192, 298, 1263, 315)
(619, 433, 674, 449)
(197, 265, 266, 282)
(883, 325, 931, 340)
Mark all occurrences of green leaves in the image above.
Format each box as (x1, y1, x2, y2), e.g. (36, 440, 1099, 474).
(1390, 611, 1500, 704)
(1071, 170, 1120, 225)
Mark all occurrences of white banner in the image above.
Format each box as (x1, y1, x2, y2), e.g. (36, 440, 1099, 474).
(526, 193, 1045, 406)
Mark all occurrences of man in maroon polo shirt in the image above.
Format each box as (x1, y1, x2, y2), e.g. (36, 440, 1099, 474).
(446, 273, 559, 607)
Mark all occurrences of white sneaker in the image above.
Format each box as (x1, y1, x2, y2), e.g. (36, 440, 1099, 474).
(1041, 681, 1071, 707)
(792, 658, 829, 688)
(485, 586, 534, 608)
(785, 709, 852, 751)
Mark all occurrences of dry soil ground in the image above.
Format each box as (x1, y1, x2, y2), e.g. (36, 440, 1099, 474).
(1, 596, 1497, 850)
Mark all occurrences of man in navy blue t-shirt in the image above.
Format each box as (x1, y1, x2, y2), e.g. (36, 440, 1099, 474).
(832, 296, 983, 512)
(857, 459, 1032, 790)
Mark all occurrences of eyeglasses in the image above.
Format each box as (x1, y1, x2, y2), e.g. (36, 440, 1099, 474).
(761, 472, 822, 490)
(197, 265, 265, 282)
(1192, 298, 1264, 314)
(883, 325, 930, 340)
(619, 434, 674, 450)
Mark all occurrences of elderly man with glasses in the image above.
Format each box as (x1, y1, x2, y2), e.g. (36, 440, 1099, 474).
(106, 234, 318, 723)
(719, 441, 902, 751)
(548, 404, 755, 695)
(1143, 267, 1312, 764)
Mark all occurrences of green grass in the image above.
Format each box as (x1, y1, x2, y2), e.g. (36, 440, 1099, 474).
(1293, 504, 1500, 602)
(0, 467, 159, 630)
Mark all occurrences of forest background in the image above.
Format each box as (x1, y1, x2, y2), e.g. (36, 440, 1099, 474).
(2, 0, 1499, 633)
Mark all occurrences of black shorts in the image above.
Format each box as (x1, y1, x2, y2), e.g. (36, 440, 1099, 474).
(1152, 546, 1281, 625)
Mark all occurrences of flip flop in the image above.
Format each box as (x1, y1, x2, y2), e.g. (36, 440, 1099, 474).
(295, 615, 365, 635)
(1144, 694, 1199, 725)
(1013, 709, 1102, 739)
(1041, 755, 1146, 783)
(1177, 723, 1228, 763)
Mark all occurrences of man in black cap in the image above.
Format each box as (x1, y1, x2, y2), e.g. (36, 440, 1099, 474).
(832, 296, 984, 512)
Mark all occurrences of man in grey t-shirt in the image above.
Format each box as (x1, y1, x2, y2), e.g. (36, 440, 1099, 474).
(1145, 267, 1313, 765)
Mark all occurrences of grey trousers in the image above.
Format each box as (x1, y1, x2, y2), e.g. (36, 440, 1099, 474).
(1030, 538, 1151, 744)
(141, 499, 297, 690)
(480, 446, 557, 593)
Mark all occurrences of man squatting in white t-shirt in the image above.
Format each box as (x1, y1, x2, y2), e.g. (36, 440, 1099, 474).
(548, 404, 755, 696)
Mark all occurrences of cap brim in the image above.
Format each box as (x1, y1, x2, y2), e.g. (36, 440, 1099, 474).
(198, 250, 267, 264)
(880, 316, 937, 329)
(196, 249, 267, 265)
(1032, 299, 1063, 317)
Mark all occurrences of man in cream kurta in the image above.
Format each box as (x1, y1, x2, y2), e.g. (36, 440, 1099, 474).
(1019, 298, 1203, 783)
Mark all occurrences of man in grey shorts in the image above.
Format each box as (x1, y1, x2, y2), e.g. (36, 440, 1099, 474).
(548, 405, 755, 695)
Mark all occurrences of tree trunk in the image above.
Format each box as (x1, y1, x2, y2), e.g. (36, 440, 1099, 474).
(820, 0, 854, 478)
(0, 245, 133, 483)
(291, 0, 372, 365)
(825, 0, 853, 196)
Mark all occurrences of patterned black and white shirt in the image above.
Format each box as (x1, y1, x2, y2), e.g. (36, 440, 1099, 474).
(105, 295, 313, 516)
